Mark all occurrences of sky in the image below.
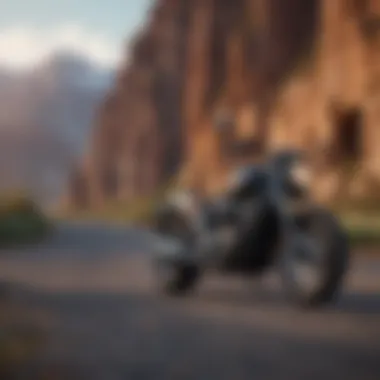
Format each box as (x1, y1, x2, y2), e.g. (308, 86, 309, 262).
(0, 0, 153, 70)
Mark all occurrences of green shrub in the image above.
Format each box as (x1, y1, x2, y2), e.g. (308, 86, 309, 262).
(0, 193, 38, 215)
(0, 193, 51, 247)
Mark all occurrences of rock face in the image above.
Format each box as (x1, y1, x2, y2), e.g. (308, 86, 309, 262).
(69, 0, 191, 208)
(69, 0, 380, 209)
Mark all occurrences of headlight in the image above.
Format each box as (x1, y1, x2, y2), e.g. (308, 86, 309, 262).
(289, 161, 312, 189)
(228, 167, 249, 189)
(169, 190, 196, 214)
(228, 170, 242, 188)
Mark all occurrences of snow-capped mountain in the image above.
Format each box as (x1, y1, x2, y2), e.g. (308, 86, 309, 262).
(0, 51, 115, 206)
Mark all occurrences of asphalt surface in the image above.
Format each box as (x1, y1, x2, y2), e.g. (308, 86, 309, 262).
(0, 222, 379, 380)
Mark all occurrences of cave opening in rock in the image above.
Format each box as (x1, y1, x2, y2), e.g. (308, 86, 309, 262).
(334, 107, 363, 164)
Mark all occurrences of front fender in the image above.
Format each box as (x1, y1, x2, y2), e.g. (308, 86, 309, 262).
(150, 201, 196, 262)
(152, 202, 189, 233)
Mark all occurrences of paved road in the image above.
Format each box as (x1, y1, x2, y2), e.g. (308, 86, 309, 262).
(0, 222, 380, 380)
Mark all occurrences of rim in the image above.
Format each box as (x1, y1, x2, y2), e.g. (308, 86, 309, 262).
(155, 211, 195, 263)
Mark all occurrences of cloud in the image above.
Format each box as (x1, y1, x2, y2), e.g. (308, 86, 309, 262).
(0, 24, 122, 70)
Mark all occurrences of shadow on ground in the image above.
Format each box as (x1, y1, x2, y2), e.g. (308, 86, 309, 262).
(1, 279, 379, 380)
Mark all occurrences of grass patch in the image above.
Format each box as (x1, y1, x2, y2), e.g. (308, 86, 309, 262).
(58, 182, 177, 227)
(332, 198, 380, 248)
(0, 193, 52, 247)
(339, 212, 380, 248)
(59, 196, 159, 226)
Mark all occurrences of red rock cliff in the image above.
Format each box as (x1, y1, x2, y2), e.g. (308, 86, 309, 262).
(68, 0, 380, 208)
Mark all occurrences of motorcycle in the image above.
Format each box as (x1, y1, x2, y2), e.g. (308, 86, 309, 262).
(150, 149, 350, 308)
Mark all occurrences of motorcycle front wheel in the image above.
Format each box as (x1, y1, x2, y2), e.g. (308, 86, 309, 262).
(154, 259, 200, 296)
(152, 205, 200, 296)
(280, 207, 350, 308)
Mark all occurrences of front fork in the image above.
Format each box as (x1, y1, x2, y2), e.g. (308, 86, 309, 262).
(269, 183, 319, 267)
(266, 165, 314, 263)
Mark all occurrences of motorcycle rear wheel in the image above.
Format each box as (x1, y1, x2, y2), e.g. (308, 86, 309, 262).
(280, 207, 350, 308)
